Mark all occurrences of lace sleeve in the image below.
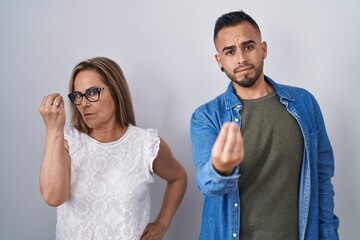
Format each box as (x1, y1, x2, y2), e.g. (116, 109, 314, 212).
(64, 127, 79, 155)
(146, 128, 160, 173)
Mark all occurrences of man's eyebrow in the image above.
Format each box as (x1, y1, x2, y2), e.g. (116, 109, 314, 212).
(241, 40, 256, 46)
(221, 40, 257, 53)
(221, 45, 235, 53)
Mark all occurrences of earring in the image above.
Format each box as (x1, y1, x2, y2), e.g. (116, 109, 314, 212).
(221, 67, 224, 72)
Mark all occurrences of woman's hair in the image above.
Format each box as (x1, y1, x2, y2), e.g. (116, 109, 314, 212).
(68, 57, 136, 133)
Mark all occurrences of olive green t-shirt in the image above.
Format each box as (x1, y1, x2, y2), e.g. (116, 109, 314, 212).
(239, 91, 303, 240)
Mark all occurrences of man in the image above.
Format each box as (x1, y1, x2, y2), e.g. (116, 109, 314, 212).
(190, 10, 339, 240)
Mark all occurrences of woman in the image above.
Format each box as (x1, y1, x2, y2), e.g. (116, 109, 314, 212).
(39, 57, 187, 240)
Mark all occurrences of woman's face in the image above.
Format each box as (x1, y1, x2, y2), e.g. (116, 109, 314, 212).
(73, 69, 117, 130)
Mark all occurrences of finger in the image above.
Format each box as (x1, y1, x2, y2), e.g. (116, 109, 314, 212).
(233, 127, 244, 150)
(52, 95, 63, 109)
(212, 122, 230, 155)
(140, 231, 150, 240)
(230, 126, 244, 162)
(40, 94, 58, 113)
(42, 93, 60, 108)
(223, 122, 238, 153)
(140, 227, 149, 239)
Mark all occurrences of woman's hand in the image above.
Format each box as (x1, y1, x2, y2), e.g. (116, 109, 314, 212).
(39, 93, 66, 130)
(140, 221, 167, 240)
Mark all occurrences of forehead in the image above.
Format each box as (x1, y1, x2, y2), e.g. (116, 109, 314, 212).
(74, 69, 105, 89)
(215, 22, 261, 47)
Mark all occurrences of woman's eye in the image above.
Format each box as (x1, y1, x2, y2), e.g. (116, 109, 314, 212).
(74, 92, 83, 98)
(88, 89, 98, 96)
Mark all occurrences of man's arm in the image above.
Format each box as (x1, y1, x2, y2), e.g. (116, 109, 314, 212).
(314, 99, 340, 239)
(190, 110, 244, 197)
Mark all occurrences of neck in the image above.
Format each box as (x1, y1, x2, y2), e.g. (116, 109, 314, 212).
(233, 75, 273, 100)
(88, 123, 128, 143)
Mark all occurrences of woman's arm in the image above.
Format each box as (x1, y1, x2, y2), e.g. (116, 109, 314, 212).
(39, 93, 71, 206)
(141, 138, 187, 240)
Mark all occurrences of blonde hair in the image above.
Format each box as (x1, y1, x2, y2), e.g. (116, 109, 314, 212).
(68, 57, 136, 133)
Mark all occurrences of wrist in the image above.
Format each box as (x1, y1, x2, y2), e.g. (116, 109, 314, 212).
(212, 161, 235, 176)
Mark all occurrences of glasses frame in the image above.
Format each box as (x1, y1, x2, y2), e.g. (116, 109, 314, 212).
(68, 87, 105, 105)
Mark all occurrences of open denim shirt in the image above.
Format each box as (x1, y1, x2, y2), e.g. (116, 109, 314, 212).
(190, 76, 339, 240)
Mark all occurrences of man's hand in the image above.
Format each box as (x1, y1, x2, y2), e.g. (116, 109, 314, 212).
(211, 122, 244, 175)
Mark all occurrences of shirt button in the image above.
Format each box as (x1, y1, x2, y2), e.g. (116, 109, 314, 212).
(234, 203, 238, 207)
(234, 118, 239, 122)
(233, 233, 237, 237)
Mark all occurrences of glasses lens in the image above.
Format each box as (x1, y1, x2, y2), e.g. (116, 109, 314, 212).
(68, 92, 82, 105)
(86, 88, 100, 102)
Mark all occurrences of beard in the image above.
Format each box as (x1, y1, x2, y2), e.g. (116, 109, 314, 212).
(224, 60, 264, 88)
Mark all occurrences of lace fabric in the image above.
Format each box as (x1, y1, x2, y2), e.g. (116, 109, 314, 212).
(58, 125, 160, 240)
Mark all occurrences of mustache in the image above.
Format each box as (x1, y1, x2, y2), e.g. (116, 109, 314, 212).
(233, 63, 254, 73)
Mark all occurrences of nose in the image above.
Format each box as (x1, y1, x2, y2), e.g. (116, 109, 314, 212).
(80, 96, 91, 107)
(236, 50, 247, 64)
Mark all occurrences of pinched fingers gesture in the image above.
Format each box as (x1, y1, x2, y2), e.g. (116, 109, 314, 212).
(39, 93, 66, 130)
(212, 122, 244, 175)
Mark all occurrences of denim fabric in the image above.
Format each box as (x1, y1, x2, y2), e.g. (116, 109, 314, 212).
(190, 76, 339, 240)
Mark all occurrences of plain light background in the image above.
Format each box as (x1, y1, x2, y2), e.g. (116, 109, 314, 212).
(1, 0, 359, 239)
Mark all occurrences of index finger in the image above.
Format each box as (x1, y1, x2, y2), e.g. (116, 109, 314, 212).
(222, 122, 240, 152)
(212, 122, 231, 155)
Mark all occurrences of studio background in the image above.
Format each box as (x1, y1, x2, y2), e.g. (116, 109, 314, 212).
(0, 1, 359, 239)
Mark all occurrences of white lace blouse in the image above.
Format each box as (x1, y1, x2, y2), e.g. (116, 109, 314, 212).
(56, 125, 160, 240)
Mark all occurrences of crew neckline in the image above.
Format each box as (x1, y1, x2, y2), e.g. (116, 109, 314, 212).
(85, 125, 132, 145)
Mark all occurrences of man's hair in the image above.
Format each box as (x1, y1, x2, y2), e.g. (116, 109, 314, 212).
(68, 57, 136, 133)
(214, 10, 261, 41)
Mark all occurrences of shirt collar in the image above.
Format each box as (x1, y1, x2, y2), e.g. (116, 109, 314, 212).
(223, 75, 295, 110)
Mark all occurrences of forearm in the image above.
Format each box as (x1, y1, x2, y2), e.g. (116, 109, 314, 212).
(155, 168, 187, 229)
(40, 129, 70, 206)
(197, 160, 240, 197)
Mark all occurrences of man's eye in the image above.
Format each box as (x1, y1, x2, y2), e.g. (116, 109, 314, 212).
(226, 50, 234, 55)
(245, 45, 254, 51)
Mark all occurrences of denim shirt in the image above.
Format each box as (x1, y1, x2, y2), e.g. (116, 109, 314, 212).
(190, 76, 339, 240)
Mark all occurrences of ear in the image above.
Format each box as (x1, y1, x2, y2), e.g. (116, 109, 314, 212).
(261, 41, 267, 60)
(215, 53, 222, 68)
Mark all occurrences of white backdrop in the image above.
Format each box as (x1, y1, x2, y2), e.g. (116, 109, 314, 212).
(0, 1, 359, 239)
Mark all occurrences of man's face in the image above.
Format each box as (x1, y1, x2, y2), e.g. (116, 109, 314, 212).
(214, 22, 267, 88)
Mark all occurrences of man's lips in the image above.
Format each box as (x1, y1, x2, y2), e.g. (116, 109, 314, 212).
(234, 64, 253, 74)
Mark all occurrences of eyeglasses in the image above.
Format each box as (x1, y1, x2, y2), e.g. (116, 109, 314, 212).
(68, 87, 105, 105)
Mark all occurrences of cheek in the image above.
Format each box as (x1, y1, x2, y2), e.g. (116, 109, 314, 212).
(222, 58, 236, 69)
(103, 98, 117, 113)
(76, 106, 84, 115)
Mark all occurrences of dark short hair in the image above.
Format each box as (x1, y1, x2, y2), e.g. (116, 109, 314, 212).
(214, 10, 261, 41)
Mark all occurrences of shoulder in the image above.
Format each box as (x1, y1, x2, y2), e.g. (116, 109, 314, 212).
(191, 92, 226, 122)
(270, 80, 322, 119)
(64, 126, 81, 140)
(279, 83, 318, 107)
(129, 125, 158, 139)
(279, 83, 314, 98)
(268, 77, 318, 105)
(195, 91, 227, 112)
